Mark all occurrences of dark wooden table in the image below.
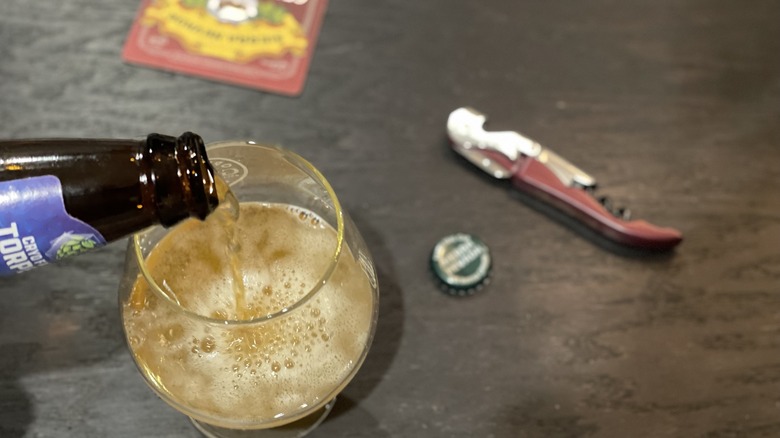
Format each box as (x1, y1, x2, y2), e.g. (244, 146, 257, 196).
(2, 1, 780, 437)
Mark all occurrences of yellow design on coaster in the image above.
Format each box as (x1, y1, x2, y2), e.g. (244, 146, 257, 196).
(141, 0, 309, 63)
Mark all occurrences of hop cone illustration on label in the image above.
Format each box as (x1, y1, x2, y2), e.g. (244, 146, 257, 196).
(46, 232, 100, 260)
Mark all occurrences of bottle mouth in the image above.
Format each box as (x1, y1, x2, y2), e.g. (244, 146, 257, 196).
(177, 132, 219, 220)
(145, 132, 219, 227)
(133, 141, 346, 326)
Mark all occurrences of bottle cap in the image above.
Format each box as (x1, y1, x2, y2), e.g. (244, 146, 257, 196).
(430, 233, 491, 296)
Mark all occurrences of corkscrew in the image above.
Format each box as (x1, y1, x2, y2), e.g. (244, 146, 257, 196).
(446, 107, 682, 250)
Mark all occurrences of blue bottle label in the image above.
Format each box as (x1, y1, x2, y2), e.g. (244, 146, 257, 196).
(0, 175, 106, 276)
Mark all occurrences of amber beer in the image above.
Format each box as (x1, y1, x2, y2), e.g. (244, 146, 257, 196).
(122, 201, 375, 428)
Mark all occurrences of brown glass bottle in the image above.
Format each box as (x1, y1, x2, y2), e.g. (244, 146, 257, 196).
(0, 132, 219, 275)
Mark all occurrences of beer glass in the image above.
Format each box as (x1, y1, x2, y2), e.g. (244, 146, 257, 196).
(118, 141, 379, 437)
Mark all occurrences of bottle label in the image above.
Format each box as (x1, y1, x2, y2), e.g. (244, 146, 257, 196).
(0, 175, 106, 276)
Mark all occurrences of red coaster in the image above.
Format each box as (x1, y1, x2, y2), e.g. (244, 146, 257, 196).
(123, 0, 328, 96)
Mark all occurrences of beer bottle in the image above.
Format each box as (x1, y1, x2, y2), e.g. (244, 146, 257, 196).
(0, 132, 219, 276)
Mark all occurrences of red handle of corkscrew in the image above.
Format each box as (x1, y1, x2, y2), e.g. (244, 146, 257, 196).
(446, 107, 682, 251)
(511, 155, 682, 250)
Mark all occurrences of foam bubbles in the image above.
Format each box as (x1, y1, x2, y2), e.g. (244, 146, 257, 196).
(123, 202, 375, 427)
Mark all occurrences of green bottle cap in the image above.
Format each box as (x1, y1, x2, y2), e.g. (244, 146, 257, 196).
(431, 233, 491, 296)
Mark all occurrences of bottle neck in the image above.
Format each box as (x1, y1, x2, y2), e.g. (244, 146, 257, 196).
(145, 133, 219, 227)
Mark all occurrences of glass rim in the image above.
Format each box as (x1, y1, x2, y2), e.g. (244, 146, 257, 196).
(133, 140, 345, 326)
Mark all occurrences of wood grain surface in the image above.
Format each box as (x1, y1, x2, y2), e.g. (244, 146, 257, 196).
(1, 1, 780, 437)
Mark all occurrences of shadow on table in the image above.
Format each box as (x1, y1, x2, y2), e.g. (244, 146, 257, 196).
(0, 249, 127, 437)
(0, 343, 37, 438)
(321, 209, 404, 432)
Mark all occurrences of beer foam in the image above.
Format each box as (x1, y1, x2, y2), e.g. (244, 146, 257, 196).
(123, 202, 374, 428)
